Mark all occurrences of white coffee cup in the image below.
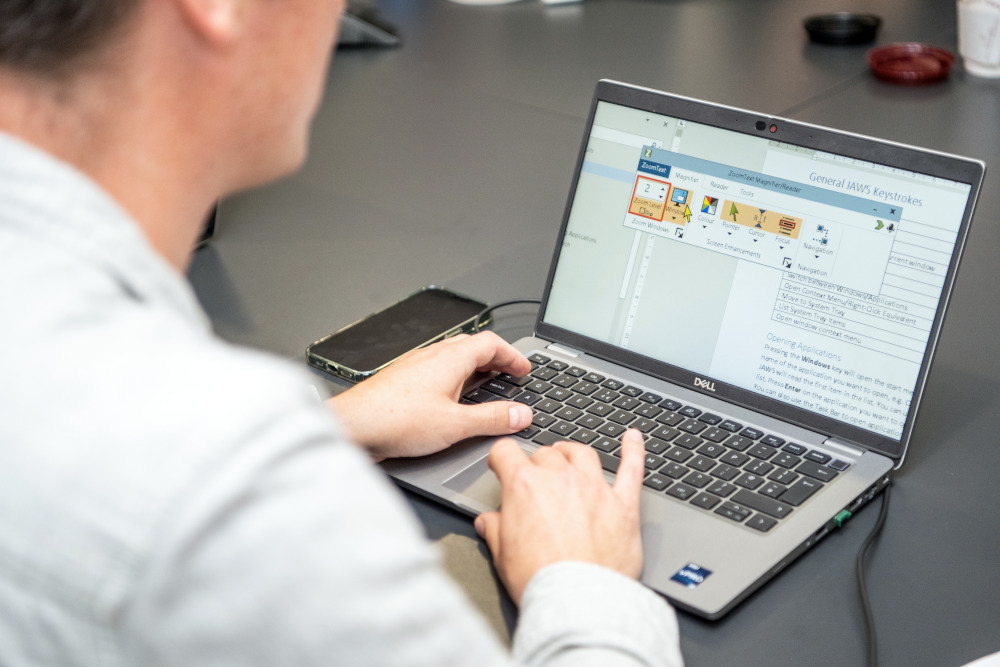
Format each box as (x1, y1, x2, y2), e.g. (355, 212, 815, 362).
(957, 0, 1000, 77)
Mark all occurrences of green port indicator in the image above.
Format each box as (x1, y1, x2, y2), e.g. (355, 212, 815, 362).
(834, 510, 853, 528)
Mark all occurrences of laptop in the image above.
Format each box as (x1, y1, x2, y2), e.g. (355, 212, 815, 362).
(382, 80, 985, 619)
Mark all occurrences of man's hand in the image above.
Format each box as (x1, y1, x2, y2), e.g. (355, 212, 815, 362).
(329, 331, 533, 461)
(474, 429, 646, 605)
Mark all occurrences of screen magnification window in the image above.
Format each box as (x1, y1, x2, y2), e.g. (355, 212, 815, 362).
(544, 102, 972, 440)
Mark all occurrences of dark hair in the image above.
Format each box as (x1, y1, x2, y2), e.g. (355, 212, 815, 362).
(0, 0, 141, 74)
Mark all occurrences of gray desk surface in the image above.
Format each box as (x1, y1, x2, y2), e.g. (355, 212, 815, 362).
(189, 1, 1000, 665)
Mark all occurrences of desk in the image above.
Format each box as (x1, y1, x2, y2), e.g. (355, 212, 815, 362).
(188, 1, 1000, 664)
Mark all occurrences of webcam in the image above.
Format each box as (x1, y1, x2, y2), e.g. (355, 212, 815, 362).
(755, 120, 766, 131)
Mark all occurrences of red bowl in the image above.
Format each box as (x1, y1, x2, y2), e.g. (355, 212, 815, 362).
(867, 43, 956, 84)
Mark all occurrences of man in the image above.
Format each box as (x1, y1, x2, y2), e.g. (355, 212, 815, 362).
(0, 1, 683, 665)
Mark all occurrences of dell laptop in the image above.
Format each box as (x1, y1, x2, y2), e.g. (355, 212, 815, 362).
(382, 80, 985, 619)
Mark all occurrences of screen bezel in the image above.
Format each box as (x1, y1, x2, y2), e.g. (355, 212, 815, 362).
(534, 80, 985, 463)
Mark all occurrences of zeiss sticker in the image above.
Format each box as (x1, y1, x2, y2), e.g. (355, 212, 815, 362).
(671, 563, 713, 589)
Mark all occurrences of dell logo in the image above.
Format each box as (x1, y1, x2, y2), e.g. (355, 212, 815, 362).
(694, 377, 716, 392)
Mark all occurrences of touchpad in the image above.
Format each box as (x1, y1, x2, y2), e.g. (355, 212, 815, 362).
(443, 454, 501, 510)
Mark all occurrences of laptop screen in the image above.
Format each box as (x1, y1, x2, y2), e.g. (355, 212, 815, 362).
(539, 87, 979, 456)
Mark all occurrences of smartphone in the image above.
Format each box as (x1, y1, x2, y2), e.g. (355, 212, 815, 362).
(306, 286, 489, 383)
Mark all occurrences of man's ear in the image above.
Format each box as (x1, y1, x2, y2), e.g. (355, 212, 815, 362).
(173, 0, 247, 48)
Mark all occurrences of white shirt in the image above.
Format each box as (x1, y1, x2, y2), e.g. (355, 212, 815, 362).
(0, 132, 683, 667)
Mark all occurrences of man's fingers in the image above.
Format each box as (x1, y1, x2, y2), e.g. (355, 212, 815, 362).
(487, 437, 531, 484)
(474, 511, 501, 560)
(613, 429, 646, 500)
(456, 401, 532, 440)
(457, 331, 532, 377)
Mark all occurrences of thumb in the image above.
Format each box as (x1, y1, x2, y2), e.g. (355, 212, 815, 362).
(459, 401, 532, 438)
(475, 511, 502, 561)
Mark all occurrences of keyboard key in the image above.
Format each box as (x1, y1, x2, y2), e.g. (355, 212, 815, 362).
(551, 374, 579, 388)
(679, 419, 707, 435)
(746, 515, 778, 532)
(555, 406, 583, 422)
(721, 451, 750, 467)
(760, 434, 786, 447)
(586, 402, 615, 417)
(696, 442, 725, 458)
(759, 482, 787, 499)
(731, 489, 793, 519)
(655, 411, 684, 427)
(698, 413, 722, 425)
(514, 391, 543, 406)
(643, 473, 672, 492)
(528, 353, 551, 364)
(709, 463, 741, 481)
(565, 366, 587, 377)
(515, 426, 539, 440)
(566, 395, 594, 409)
(715, 501, 752, 523)
(597, 422, 626, 438)
(719, 419, 743, 433)
(547, 387, 572, 401)
(576, 414, 604, 430)
(781, 478, 822, 506)
(601, 378, 624, 390)
(613, 396, 641, 411)
(533, 431, 562, 447)
(526, 380, 553, 395)
(549, 421, 578, 437)
(534, 399, 560, 414)
(682, 472, 712, 488)
(701, 427, 730, 443)
(797, 460, 838, 483)
(620, 385, 643, 397)
(740, 427, 765, 440)
(673, 434, 703, 450)
(734, 473, 765, 490)
(608, 409, 635, 425)
(747, 443, 778, 460)
(644, 438, 670, 455)
(773, 452, 802, 469)
(659, 398, 683, 411)
(644, 453, 667, 471)
(570, 429, 599, 444)
(688, 456, 716, 473)
(497, 373, 531, 387)
(678, 406, 702, 418)
(725, 435, 753, 452)
(631, 418, 659, 433)
(661, 462, 689, 479)
(707, 480, 737, 497)
(745, 459, 774, 476)
(531, 367, 559, 381)
(593, 388, 619, 403)
(768, 468, 799, 485)
(583, 372, 605, 384)
(829, 459, 851, 471)
(532, 413, 557, 429)
(804, 450, 832, 464)
(666, 483, 697, 500)
(640, 391, 663, 403)
(483, 378, 519, 398)
(573, 381, 599, 396)
(547, 360, 569, 371)
(665, 447, 694, 463)
(783, 442, 807, 455)
(690, 493, 721, 510)
(596, 450, 620, 473)
(634, 404, 663, 419)
(590, 437, 618, 453)
(464, 388, 501, 403)
(651, 425, 681, 441)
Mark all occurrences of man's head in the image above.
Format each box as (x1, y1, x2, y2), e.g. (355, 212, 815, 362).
(0, 0, 345, 269)
(0, 0, 143, 77)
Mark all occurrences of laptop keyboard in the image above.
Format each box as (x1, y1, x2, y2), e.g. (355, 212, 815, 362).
(462, 353, 852, 533)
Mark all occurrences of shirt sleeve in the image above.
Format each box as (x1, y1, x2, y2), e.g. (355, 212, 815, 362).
(116, 358, 683, 667)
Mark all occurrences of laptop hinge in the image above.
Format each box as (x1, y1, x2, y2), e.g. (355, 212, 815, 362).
(546, 343, 583, 358)
(821, 437, 867, 458)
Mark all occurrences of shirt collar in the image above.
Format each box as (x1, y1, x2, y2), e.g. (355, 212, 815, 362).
(0, 131, 211, 331)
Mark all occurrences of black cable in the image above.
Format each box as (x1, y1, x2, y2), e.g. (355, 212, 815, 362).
(474, 298, 541, 332)
(856, 483, 892, 667)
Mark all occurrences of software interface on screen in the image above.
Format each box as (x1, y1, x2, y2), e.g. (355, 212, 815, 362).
(544, 101, 972, 440)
